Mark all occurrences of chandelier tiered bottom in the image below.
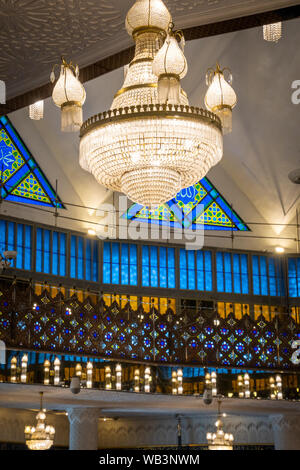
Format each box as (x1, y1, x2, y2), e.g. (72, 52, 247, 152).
(79, 0, 224, 207)
(80, 105, 222, 206)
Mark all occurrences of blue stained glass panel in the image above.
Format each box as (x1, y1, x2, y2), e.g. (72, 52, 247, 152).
(288, 257, 300, 298)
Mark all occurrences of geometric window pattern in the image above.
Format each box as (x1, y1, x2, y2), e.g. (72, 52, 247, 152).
(0, 283, 298, 370)
(122, 177, 249, 231)
(0, 115, 63, 208)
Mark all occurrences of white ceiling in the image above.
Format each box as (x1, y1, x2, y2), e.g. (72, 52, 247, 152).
(1, 0, 299, 98)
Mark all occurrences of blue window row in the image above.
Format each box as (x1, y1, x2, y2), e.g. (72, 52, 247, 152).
(103, 242, 138, 286)
(252, 255, 284, 296)
(288, 257, 300, 298)
(0, 220, 32, 270)
(216, 252, 249, 294)
(141, 245, 175, 288)
(36, 228, 66, 276)
(1, 219, 300, 298)
(179, 249, 213, 291)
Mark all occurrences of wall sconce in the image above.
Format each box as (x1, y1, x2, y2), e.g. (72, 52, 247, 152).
(134, 368, 140, 392)
(144, 367, 151, 393)
(44, 360, 50, 385)
(54, 358, 61, 386)
(105, 366, 112, 390)
(86, 362, 93, 389)
(21, 354, 28, 383)
(10, 356, 17, 383)
(116, 364, 122, 391)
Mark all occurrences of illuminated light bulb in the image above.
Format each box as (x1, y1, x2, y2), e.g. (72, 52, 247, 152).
(275, 246, 285, 254)
(75, 363, 82, 378)
(88, 229, 96, 236)
(29, 100, 44, 120)
(205, 64, 237, 134)
(52, 58, 86, 133)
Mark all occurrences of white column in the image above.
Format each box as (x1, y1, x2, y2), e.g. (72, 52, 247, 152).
(270, 414, 300, 450)
(67, 408, 99, 450)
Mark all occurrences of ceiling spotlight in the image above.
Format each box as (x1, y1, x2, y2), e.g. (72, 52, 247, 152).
(87, 229, 96, 236)
(275, 246, 285, 254)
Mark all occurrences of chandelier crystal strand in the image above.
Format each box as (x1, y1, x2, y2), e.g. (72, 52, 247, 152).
(52, 58, 86, 132)
(263, 22, 282, 42)
(205, 64, 237, 135)
(25, 392, 55, 450)
(79, 0, 223, 207)
(206, 398, 234, 450)
(29, 100, 44, 120)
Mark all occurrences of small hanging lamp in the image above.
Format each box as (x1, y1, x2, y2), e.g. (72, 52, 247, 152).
(51, 57, 86, 133)
(152, 23, 188, 105)
(263, 22, 282, 43)
(29, 100, 44, 120)
(205, 64, 237, 135)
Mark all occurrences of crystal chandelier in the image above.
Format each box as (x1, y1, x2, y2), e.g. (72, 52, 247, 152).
(24, 392, 55, 451)
(51, 58, 86, 132)
(263, 22, 282, 42)
(206, 398, 234, 450)
(79, 0, 226, 207)
(205, 64, 237, 135)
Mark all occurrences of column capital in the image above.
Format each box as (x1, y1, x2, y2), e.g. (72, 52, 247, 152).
(67, 407, 101, 425)
(67, 407, 100, 450)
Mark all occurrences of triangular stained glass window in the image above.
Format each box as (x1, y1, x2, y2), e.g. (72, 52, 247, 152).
(122, 177, 249, 231)
(0, 115, 64, 208)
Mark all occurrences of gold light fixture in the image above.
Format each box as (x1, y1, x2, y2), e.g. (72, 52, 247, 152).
(79, 0, 224, 207)
(51, 57, 86, 132)
(263, 23, 282, 43)
(206, 398, 234, 450)
(205, 64, 237, 135)
(24, 392, 55, 451)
